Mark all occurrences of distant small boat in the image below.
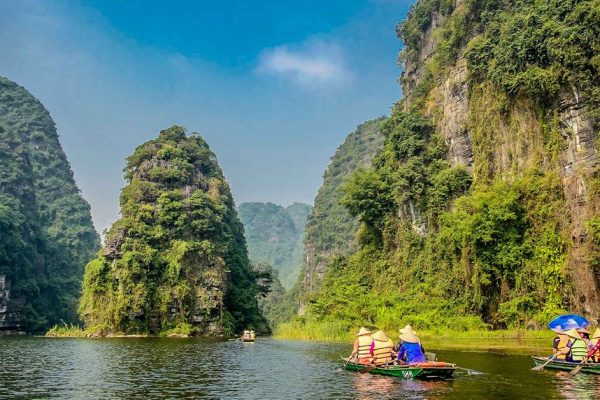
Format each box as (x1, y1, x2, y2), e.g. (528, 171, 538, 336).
(241, 337, 255, 342)
(342, 357, 456, 379)
(531, 356, 600, 374)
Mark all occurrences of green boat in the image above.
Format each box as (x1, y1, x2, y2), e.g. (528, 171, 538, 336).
(532, 356, 600, 374)
(342, 357, 456, 379)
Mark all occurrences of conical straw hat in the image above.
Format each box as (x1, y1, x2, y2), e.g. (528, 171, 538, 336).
(564, 328, 581, 339)
(577, 327, 590, 334)
(355, 327, 372, 336)
(592, 328, 600, 339)
(399, 330, 419, 344)
(399, 324, 417, 335)
(371, 330, 389, 342)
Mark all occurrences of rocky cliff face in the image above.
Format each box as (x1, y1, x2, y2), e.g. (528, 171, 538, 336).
(0, 76, 100, 333)
(294, 0, 600, 330)
(301, 118, 385, 297)
(399, 0, 600, 318)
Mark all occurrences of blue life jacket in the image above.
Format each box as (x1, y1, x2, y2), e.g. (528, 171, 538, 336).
(397, 342, 426, 364)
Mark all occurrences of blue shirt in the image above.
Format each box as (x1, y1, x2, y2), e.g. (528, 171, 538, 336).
(397, 342, 426, 364)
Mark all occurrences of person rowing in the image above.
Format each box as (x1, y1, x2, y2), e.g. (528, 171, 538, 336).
(587, 328, 600, 363)
(350, 327, 373, 364)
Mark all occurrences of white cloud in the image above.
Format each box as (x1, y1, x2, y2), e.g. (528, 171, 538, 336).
(256, 40, 352, 86)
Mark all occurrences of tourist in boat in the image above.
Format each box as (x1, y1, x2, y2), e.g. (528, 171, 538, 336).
(397, 329, 426, 365)
(370, 330, 394, 365)
(397, 325, 426, 353)
(552, 330, 571, 361)
(587, 328, 600, 363)
(350, 327, 373, 364)
(242, 330, 251, 341)
(250, 330, 256, 340)
(564, 328, 589, 362)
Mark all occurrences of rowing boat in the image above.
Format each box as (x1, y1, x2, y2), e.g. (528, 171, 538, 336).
(342, 357, 456, 379)
(531, 356, 600, 374)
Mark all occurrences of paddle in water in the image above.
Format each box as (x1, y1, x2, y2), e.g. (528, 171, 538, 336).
(570, 357, 588, 376)
(455, 366, 485, 375)
(532, 354, 558, 371)
(340, 355, 353, 372)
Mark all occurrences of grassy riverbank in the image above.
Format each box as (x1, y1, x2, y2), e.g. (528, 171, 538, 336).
(274, 320, 557, 353)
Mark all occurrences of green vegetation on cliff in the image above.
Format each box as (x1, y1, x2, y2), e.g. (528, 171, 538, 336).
(283, 0, 600, 337)
(238, 202, 311, 288)
(301, 118, 385, 296)
(0, 76, 99, 333)
(79, 126, 267, 336)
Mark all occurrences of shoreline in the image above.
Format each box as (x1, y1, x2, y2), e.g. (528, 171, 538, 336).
(14, 330, 556, 354)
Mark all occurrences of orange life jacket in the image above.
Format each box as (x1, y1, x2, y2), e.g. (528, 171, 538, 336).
(357, 335, 373, 360)
(372, 338, 394, 364)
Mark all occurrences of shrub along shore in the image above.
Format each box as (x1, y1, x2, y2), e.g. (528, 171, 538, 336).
(45, 322, 199, 338)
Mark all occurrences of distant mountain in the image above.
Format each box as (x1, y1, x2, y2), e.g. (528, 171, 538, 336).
(0, 76, 100, 334)
(238, 202, 311, 288)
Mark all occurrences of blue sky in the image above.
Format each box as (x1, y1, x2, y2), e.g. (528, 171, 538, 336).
(0, 0, 411, 235)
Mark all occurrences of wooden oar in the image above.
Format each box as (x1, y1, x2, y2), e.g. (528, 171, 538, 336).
(532, 354, 558, 371)
(342, 355, 353, 370)
(570, 357, 588, 376)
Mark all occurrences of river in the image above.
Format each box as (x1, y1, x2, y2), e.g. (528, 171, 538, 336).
(1, 337, 599, 399)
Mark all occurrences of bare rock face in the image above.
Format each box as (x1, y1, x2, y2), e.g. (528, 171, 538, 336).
(558, 89, 600, 316)
(0, 275, 25, 335)
(401, 11, 447, 102)
(429, 58, 473, 168)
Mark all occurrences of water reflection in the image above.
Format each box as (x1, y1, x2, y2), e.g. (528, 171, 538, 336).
(554, 372, 600, 400)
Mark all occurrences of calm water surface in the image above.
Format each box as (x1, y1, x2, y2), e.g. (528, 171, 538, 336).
(1, 337, 599, 399)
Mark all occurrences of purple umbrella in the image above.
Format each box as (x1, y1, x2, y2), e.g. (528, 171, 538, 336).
(547, 314, 590, 332)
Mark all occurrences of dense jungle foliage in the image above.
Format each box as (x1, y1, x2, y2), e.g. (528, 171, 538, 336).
(238, 202, 311, 288)
(0, 76, 99, 333)
(282, 0, 600, 336)
(79, 126, 267, 336)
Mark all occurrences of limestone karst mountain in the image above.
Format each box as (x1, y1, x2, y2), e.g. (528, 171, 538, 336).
(294, 0, 600, 331)
(79, 126, 268, 336)
(0, 76, 99, 334)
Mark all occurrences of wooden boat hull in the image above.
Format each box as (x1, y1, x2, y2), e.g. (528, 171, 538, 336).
(532, 356, 600, 374)
(343, 358, 456, 379)
(242, 338, 255, 342)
